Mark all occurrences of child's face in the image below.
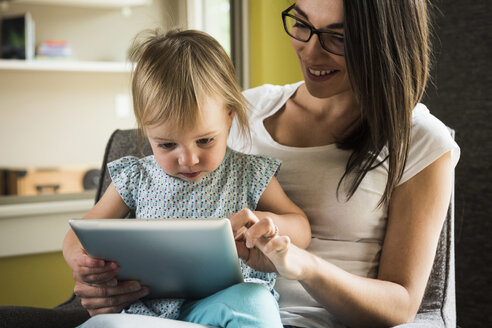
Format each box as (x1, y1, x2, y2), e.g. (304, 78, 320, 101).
(145, 96, 234, 182)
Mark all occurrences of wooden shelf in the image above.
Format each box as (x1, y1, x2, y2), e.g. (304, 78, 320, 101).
(0, 59, 133, 72)
(14, 0, 151, 8)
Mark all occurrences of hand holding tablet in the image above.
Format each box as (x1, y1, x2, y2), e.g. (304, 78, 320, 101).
(69, 218, 244, 299)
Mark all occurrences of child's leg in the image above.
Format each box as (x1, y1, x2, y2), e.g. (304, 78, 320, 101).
(178, 282, 282, 328)
(79, 313, 209, 328)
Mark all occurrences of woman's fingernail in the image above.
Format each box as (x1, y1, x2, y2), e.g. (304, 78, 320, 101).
(129, 281, 141, 291)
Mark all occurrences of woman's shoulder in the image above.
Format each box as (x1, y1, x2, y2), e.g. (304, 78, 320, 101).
(410, 103, 457, 150)
(243, 82, 303, 116)
(398, 103, 460, 185)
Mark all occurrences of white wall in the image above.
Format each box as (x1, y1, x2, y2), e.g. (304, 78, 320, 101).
(0, 0, 186, 169)
(0, 70, 134, 167)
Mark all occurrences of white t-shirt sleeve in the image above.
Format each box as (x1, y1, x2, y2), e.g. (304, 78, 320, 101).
(230, 83, 300, 152)
(398, 103, 461, 186)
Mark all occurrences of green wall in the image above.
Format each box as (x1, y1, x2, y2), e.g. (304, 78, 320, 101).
(0, 252, 74, 308)
(249, 0, 303, 87)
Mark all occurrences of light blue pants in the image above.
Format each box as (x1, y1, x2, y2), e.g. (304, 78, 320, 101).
(179, 282, 282, 328)
(80, 283, 282, 328)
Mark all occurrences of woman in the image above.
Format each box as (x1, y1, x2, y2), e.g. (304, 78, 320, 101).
(72, 0, 460, 327)
(233, 0, 459, 327)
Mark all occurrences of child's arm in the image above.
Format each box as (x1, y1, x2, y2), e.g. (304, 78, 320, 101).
(246, 176, 311, 249)
(62, 182, 130, 286)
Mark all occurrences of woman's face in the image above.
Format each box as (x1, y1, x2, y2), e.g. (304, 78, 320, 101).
(290, 0, 352, 99)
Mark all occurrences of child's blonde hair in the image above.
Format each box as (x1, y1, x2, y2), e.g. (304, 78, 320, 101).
(128, 29, 249, 138)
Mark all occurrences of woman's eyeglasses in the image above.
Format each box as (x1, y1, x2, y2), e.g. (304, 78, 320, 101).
(282, 4, 345, 56)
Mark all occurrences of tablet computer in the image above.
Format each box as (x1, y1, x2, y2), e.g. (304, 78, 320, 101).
(69, 218, 244, 299)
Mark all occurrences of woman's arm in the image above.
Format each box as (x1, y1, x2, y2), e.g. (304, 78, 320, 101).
(252, 152, 453, 327)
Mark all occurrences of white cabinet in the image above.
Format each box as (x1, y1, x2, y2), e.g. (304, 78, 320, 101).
(0, 0, 185, 257)
(14, 0, 151, 8)
(0, 0, 180, 72)
(0, 59, 132, 72)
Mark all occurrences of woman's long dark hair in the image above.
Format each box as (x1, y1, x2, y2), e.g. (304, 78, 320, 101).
(339, 0, 431, 206)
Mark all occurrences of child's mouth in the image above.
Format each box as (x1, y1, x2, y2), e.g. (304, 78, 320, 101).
(181, 172, 201, 178)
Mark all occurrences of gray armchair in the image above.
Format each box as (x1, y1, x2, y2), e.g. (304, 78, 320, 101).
(0, 129, 457, 328)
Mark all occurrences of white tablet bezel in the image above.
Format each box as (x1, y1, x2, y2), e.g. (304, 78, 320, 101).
(69, 218, 244, 299)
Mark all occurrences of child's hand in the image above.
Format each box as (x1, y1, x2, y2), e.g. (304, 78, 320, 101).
(228, 208, 260, 240)
(69, 246, 120, 287)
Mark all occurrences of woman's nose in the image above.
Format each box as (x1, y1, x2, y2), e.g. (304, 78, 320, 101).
(178, 148, 199, 166)
(304, 33, 325, 55)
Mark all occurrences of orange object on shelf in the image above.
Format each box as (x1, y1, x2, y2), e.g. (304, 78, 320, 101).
(0, 167, 99, 196)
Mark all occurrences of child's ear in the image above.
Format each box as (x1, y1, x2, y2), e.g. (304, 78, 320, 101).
(227, 109, 235, 125)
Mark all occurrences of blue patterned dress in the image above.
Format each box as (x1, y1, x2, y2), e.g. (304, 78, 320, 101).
(107, 147, 281, 319)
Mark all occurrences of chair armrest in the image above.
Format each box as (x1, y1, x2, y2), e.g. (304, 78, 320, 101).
(0, 306, 89, 328)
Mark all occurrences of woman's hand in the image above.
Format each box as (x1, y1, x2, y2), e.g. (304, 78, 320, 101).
(229, 209, 276, 273)
(235, 239, 277, 273)
(245, 218, 311, 280)
(231, 212, 312, 280)
(256, 234, 310, 280)
(74, 280, 149, 316)
(65, 245, 149, 316)
(69, 247, 120, 287)
(66, 245, 148, 316)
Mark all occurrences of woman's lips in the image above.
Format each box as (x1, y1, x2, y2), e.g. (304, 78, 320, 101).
(306, 67, 338, 81)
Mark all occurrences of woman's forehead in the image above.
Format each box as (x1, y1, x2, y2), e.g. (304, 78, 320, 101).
(294, 0, 344, 29)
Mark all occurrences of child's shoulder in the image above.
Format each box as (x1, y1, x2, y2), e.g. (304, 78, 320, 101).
(225, 148, 281, 175)
(108, 155, 160, 178)
(110, 154, 156, 167)
(226, 147, 278, 163)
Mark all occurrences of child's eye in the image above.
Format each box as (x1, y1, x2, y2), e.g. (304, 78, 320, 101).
(158, 142, 176, 150)
(197, 138, 214, 145)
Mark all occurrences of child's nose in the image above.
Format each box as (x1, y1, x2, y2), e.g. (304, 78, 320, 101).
(178, 149, 199, 166)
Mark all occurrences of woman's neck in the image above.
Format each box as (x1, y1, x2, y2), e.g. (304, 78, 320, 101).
(294, 84, 360, 142)
(294, 84, 359, 123)
(263, 84, 361, 148)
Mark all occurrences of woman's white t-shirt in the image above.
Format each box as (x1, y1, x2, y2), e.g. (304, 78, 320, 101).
(229, 82, 460, 328)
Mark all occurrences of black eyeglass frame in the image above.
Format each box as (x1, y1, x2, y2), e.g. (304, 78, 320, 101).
(281, 3, 345, 56)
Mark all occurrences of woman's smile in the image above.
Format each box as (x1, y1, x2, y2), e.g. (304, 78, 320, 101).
(306, 66, 339, 81)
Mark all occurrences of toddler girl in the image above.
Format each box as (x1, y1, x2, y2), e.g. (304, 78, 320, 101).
(63, 29, 311, 328)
